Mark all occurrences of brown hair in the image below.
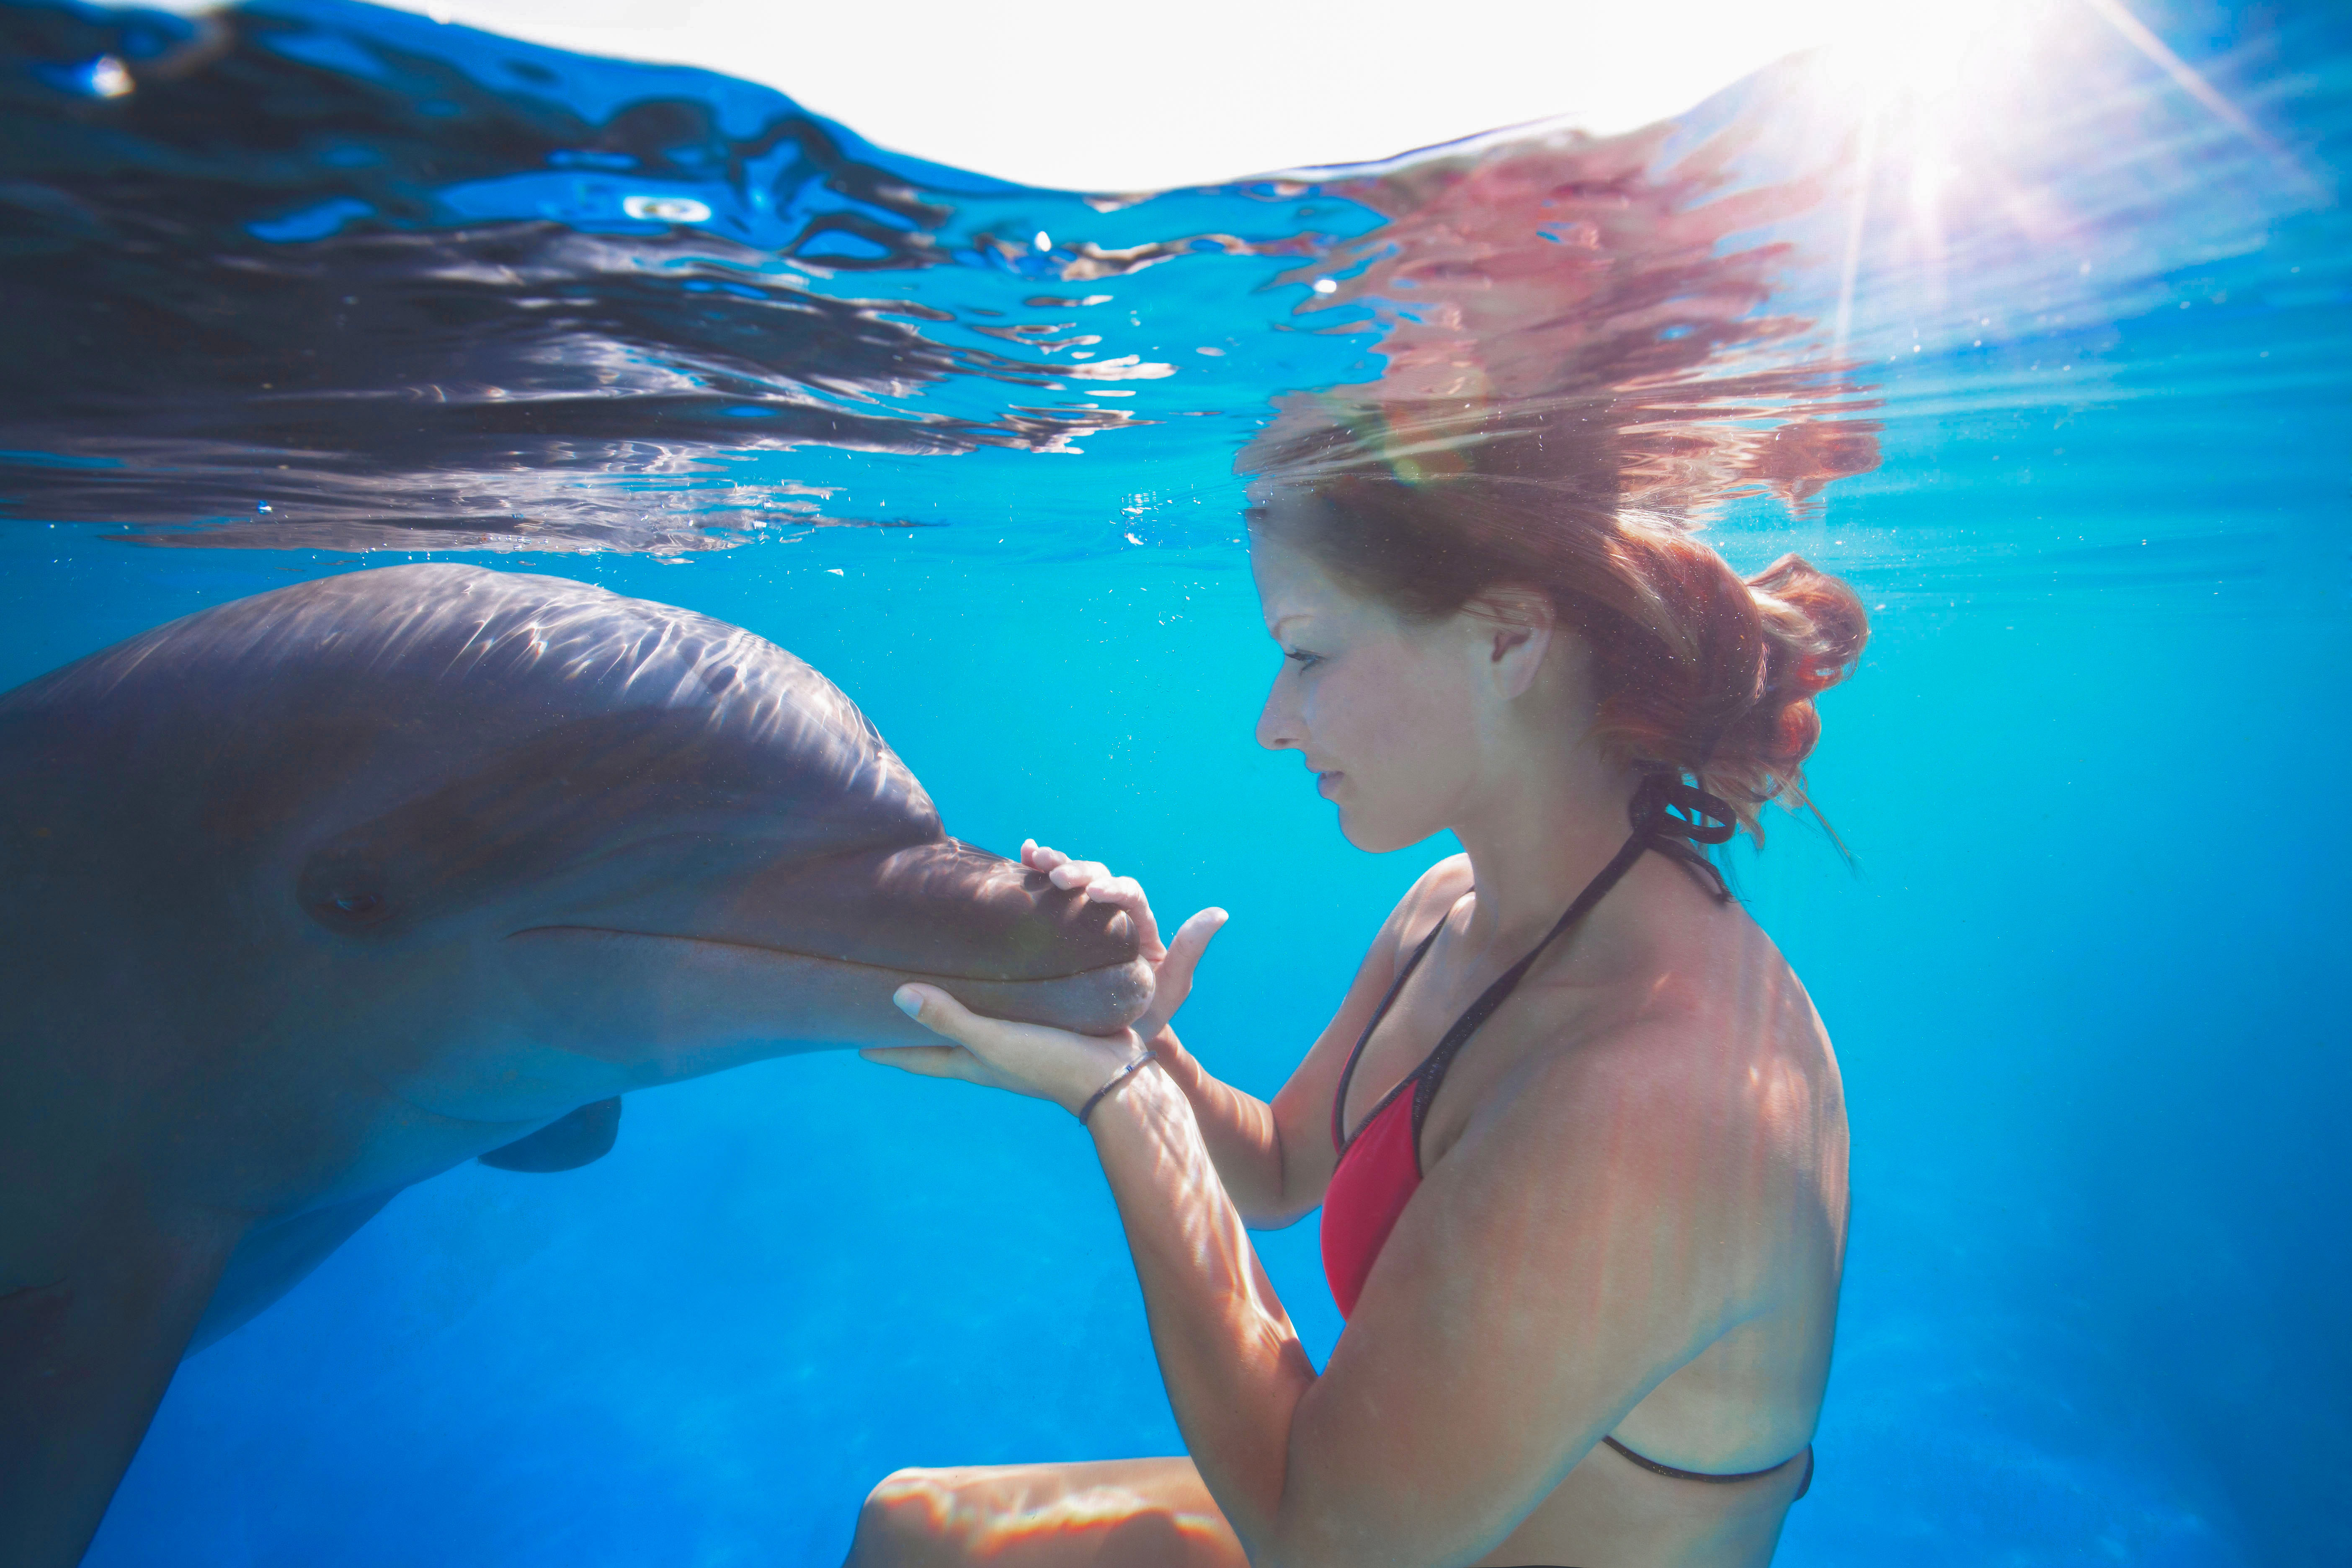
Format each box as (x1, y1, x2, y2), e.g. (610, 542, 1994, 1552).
(1243, 402, 1869, 841)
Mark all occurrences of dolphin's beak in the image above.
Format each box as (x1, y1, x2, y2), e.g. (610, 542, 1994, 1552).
(505, 837, 1155, 1057)
(749, 836, 1145, 987)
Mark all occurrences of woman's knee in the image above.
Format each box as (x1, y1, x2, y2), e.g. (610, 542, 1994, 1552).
(846, 1467, 960, 1567)
(844, 1461, 1243, 1568)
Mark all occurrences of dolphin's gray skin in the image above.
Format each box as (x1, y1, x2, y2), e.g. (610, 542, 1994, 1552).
(0, 564, 1150, 1567)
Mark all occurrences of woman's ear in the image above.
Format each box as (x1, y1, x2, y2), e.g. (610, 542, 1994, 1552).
(1472, 588, 1555, 700)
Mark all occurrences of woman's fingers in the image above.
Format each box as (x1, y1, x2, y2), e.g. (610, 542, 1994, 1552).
(889, 987, 1049, 1086)
(1135, 907, 1228, 1040)
(893, 982, 986, 1044)
(1166, 907, 1230, 974)
(876, 988, 1043, 1098)
(884, 987, 1138, 1109)
(1022, 841, 1164, 961)
(857, 1044, 988, 1082)
(1089, 875, 1163, 961)
(1025, 843, 1099, 884)
(860, 1041, 1043, 1099)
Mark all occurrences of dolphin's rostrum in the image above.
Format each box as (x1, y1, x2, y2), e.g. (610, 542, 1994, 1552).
(0, 563, 1150, 1567)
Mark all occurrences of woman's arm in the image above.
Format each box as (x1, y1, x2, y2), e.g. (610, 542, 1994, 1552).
(1146, 1027, 1293, 1226)
(885, 962, 1802, 1567)
(1077, 1063, 1315, 1550)
(975, 846, 1473, 1230)
(1063, 1009, 1808, 1568)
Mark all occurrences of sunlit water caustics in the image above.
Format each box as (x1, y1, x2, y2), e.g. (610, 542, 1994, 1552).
(1, 0, 2347, 1563)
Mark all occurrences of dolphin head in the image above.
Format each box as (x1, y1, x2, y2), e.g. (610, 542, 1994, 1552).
(0, 564, 1149, 1181)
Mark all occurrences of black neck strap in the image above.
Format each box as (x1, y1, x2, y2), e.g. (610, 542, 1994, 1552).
(1331, 769, 1739, 1162)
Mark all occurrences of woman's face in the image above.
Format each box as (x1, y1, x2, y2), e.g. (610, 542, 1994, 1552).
(1250, 531, 1488, 854)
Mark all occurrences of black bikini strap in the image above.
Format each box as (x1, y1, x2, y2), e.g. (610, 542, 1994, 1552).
(1401, 830, 1650, 1155)
(1331, 913, 1446, 1154)
(1401, 770, 1738, 1162)
(1602, 1435, 1811, 1488)
(1632, 769, 1737, 903)
(1638, 770, 1739, 846)
(1331, 770, 1738, 1159)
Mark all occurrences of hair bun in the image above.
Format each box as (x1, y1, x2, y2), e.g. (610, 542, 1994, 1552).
(1702, 554, 1868, 827)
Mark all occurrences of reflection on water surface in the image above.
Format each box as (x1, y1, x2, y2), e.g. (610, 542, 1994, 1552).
(2, 0, 2328, 577)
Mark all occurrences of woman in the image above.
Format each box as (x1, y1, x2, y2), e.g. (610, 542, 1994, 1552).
(849, 407, 1865, 1568)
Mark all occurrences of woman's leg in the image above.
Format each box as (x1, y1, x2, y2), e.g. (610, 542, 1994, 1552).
(846, 1456, 1250, 1568)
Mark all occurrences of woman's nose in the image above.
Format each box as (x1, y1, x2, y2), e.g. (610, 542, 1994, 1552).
(1256, 677, 1298, 752)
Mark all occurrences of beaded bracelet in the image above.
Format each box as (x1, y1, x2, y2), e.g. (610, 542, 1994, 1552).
(1076, 1047, 1159, 1126)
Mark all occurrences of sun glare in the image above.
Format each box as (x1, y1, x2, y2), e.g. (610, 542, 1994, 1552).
(338, 0, 2055, 191)
(1809, 0, 2056, 109)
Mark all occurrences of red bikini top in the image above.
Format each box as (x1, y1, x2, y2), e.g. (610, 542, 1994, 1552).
(1319, 772, 1736, 1320)
(1320, 921, 1443, 1319)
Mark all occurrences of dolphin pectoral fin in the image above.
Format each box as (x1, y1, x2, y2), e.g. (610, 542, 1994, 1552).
(186, 1189, 400, 1357)
(1, 1208, 242, 1568)
(477, 1097, 622, 1173)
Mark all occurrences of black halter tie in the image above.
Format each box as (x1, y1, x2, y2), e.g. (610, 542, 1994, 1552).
(1630, 767, 1738, 903)
(1331, 768, 1741, 1168)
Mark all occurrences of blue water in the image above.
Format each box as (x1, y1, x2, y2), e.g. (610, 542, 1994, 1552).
(2, 0, 2347, 1562)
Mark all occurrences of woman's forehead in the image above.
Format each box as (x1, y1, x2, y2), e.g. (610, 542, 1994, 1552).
(1249, 536, 1381, 633)
(1247, 531, 1323, 602)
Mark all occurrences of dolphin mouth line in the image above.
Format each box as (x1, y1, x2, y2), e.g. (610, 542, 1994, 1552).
(504, 925, 1137, 985)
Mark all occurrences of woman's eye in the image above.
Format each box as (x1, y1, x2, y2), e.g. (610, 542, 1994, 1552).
(1284, 648, 1323, 670)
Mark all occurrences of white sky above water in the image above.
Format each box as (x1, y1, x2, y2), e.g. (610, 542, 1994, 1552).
(361, 0, 1911, 191)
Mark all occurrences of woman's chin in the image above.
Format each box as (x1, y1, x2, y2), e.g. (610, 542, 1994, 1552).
(1333, 807, 1422, 857)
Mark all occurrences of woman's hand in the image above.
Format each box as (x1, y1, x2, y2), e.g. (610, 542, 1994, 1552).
(860, 840, 1226, 1114)
(1018, 839, 1226, 1044)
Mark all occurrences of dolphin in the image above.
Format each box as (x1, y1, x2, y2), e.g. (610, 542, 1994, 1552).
(0, 563, 1150, 1567)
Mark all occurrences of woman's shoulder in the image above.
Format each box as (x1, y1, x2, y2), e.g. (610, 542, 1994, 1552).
(1469, 1004, 1840, 1258)
(1353, 854, 1475, 991)
(1396, 852, 1475, 928)
(1524, 918, 1841, 1178)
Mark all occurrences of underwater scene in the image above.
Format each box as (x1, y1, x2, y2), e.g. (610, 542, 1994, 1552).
(0, 0, 2345, 1563)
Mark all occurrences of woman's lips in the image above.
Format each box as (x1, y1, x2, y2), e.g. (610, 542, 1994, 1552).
(1315, 770, 1343, 797)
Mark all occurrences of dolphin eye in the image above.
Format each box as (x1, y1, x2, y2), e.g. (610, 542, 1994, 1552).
(298, 851, 397, 933)
(306, 877, 394, 930)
